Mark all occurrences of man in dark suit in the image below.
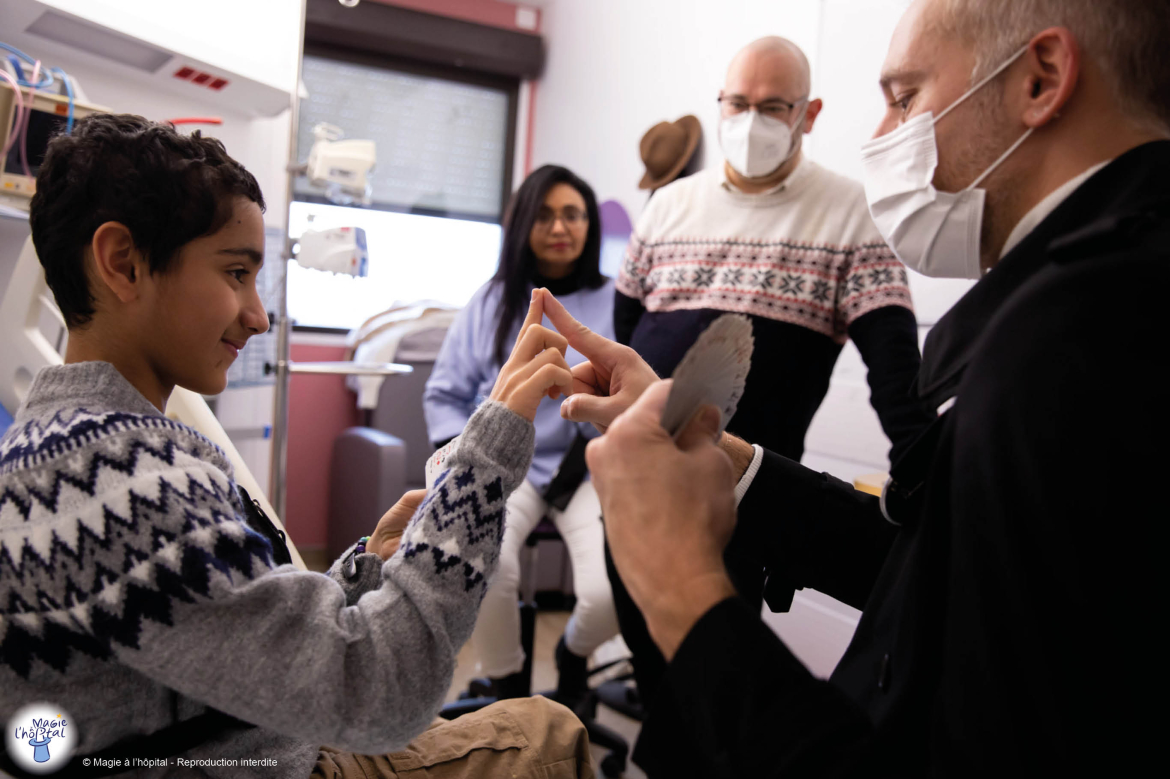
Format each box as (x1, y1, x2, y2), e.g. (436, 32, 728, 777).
(541, 0, 1170, 774)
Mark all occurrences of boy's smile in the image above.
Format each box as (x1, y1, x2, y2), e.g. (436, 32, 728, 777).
(221, 337, 247, 359)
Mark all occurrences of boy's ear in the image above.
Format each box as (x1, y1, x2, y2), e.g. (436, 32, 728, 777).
(89, 222, 146, 304)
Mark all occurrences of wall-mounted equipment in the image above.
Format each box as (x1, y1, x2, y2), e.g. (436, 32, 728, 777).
(296, 225, 369, 277)
(0, 81, 107, 206)
(0, 0, 290, 117)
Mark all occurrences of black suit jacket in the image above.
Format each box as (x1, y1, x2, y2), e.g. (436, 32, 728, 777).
(636, 141, 1170, 777)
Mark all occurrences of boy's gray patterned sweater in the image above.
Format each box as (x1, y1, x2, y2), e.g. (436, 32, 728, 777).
(0, 361, 534, 777)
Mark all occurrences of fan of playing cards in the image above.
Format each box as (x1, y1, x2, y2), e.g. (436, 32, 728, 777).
(659, 314, 754, 438)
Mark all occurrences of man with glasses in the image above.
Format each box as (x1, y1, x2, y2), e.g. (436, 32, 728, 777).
(610, 35, 933, 717)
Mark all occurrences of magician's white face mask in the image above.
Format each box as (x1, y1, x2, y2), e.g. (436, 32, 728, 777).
(860, 46, 1032, 279)
(719, 105, 805, 180)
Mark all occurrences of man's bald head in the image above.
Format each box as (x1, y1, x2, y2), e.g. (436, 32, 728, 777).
(719, 36, 823, 190)
(724, 36, 811, 104)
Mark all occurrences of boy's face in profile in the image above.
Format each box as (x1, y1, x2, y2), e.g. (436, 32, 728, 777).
(138, 197, 269, 396)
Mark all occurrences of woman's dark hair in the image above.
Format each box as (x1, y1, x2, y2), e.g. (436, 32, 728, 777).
(29, 113, 265, 328)
(492, 164, 604, 364)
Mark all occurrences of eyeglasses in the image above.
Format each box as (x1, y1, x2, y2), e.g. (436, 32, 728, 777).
(534, 207, 588, 231)
(717, 94, 807, 121)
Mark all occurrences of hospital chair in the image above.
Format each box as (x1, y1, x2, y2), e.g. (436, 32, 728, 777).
(326, 325, 448, 560)
(0, 237, 307, 570)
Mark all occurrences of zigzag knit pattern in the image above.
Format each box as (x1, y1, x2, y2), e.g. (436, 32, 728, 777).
(399, 466, 507, 596)
(0, 407, 279, 679)
(1, 403, 516, 680)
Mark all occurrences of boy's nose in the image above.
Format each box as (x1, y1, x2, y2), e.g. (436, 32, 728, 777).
(243, 290, 270, 335)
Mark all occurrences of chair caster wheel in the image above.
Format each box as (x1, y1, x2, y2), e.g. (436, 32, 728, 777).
(600, 752, 626, 777)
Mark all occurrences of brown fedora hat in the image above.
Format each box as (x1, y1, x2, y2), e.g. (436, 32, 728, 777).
(638, 114, 702, 190)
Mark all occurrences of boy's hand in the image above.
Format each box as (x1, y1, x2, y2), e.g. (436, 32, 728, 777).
(489, 289, 575, 422)
(366, 489, 427, 560)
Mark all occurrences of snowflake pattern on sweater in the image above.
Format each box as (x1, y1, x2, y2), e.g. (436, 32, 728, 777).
(616, 163, 914, 344)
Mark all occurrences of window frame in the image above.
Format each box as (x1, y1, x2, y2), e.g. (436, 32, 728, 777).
(296, 41, 519, 225)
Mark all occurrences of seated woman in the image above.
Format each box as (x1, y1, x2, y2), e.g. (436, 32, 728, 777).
(425, 165, 619, 706)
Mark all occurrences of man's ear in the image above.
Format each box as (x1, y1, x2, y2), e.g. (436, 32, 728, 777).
(89, 222, 146, 304)
(1020, 27, 1080, 129)
(802, 98, 824, 133)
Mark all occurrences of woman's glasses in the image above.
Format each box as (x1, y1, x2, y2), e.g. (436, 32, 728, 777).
(534, 207, 588, 231)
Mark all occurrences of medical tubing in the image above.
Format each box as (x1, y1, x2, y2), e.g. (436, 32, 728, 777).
(17, 60, 41, 177)
(0, 42, 56, 89)
(2, 41, 77, 135)
(6, 55, 24, 82)
(0, 68, 25, 155)
(49, 67, 74, 132)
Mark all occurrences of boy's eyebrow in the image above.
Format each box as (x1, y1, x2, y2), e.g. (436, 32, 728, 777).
(219, 248, 264, 266)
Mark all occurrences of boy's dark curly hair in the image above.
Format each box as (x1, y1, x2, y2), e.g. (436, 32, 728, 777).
(29, 113, 266, 327)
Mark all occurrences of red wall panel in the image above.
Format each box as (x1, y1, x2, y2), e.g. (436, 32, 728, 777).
(285, 343, 361, 549)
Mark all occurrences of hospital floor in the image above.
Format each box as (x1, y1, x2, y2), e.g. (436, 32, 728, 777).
(446, 610, 648, 779)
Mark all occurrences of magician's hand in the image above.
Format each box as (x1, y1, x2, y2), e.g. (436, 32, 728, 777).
(540, 289, 658, 433)
(586, 379, 739, 660)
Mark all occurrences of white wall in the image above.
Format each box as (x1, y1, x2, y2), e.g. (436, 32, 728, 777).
(533, 0, 907, 234)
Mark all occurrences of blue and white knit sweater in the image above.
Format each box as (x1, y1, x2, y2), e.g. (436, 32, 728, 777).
(0, 361, 534, 777)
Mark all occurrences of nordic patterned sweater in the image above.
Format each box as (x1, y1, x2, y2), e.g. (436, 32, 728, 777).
(0, 361, 534, 777)
(616, 161, 933, 463)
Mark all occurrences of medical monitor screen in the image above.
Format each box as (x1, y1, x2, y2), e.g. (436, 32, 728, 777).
(3, 108, 67, 178)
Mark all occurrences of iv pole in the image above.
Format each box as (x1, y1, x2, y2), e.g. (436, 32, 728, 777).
(269, 0, 308, 524)
(268, 0, 408, 521)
